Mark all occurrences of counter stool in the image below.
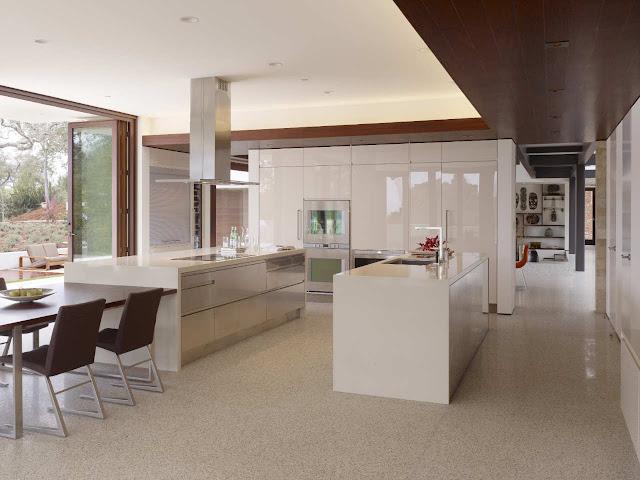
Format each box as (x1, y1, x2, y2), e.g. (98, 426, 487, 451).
(88, 288, 164, 407)
(0, 278, 48, 363)
(0, 299, 107, 437)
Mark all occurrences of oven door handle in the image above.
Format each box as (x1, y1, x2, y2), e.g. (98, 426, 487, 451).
(297, 209, 302, 241)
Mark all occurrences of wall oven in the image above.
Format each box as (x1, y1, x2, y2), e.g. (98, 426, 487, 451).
(303, 200, 350, 293)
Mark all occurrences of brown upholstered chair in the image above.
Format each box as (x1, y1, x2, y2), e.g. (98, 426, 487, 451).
(90, 288, 164, 406)
(0, 299, 107, 437)
(0, 277, 48, 365)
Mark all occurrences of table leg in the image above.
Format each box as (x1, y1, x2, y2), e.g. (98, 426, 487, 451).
(0, 326, 22, 439)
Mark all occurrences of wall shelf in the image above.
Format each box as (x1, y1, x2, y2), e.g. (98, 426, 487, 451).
(517, 235, 564, 239)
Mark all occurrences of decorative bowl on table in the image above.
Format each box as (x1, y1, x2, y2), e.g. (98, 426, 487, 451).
(0, 288, 56, 303)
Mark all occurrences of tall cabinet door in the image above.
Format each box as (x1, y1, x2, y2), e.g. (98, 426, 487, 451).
(259, 167, 303, 248)
(606, 130, 618, 334)
(351, 164, 409, 250)
(619, 114, 632, 338)
(409, 163, 442, 251)
(442, 161, 498, 303)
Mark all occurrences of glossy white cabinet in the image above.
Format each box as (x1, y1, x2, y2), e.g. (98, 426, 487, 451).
(303, 146, 351, 166)
(442, 161, 497, 303)
(259, 167, 303, 248)
(442, 140, 497, 162)
(621, 338, 640, 455)
(410, 142, 442, 163)
(352, 143, 409, 165)
(351, 163, 409, 250)
(304, 165, 351, 200)
(409, 163, 441, 251)
(259, 148, 303, 167)
(606, 130, 618, 334)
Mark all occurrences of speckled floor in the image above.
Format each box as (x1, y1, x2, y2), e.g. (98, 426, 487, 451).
(1, 248, 638, 479)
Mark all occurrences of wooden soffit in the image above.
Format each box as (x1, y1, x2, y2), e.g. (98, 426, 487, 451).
(393, 0, 640, 144)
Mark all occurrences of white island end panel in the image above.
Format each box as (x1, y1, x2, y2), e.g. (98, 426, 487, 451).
(333, 275, 450, 404)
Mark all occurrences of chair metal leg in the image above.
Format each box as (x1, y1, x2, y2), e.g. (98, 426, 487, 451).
(521, 268, 528, 290)
(83, 354, 135, 406)
(51, 366, 106, 419)
(119, 347, 164, 393)
(24, 376, 69, 437)
(2, 338, 9, 357)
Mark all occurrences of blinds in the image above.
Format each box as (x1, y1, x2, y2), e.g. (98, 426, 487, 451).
(149, 166, 191, 247)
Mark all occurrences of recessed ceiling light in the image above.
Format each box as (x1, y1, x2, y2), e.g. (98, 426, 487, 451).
(34, 39, 49, 44)
(549, 89, 564, 93)
(324, 90, 334, 95)
(268, 62, 283, 67)
(418, 47, 429, 53)
(180, 16, 199, 23)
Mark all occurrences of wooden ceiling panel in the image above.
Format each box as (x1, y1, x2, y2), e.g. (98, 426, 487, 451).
(394, 0, 640, 144)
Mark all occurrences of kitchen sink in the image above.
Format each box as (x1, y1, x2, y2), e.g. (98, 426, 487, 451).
(387, 257, 436, 266)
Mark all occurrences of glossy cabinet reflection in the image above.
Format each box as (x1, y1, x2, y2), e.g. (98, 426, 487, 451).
(304, 165, 351, 199)
(409, 163, 441, 251)
(351, 164, 409, 250)
(441, 161, 497, 303)
(259, 167, 303, 248)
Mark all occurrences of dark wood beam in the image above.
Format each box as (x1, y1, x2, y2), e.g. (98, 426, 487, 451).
(534, 166, 573, 178)
(231, 118, 488, 141)
(528, 154, 579, 167)
(526, 145, 584, 154)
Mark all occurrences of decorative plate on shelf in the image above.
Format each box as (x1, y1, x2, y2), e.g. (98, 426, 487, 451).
(0, 288, 56, 303)
(525, 213, 540, 225)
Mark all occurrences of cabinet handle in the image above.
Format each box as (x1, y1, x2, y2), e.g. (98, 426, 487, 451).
(608, 246, 616, 251)
(621, 253, 631, 260)
(297, 209, 302, 240)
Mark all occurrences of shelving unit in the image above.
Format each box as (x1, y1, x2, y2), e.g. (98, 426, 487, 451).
(515, 183, 567, 262)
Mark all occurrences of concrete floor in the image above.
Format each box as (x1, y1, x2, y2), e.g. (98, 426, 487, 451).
(1, 248, 639, 479)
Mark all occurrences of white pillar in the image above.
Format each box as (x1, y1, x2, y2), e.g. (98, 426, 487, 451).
(497, 139, 516, 314)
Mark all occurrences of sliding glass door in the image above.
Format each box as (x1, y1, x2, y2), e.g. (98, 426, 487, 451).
(68, 120, 129, 261)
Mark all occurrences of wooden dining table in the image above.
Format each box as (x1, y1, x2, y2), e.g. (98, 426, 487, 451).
(0, 282, 176, 439)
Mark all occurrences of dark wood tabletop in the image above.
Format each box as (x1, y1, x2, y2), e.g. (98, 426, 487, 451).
(0, 282, 176, 332)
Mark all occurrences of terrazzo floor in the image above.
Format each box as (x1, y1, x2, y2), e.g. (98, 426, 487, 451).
(1, 248, 638, 479)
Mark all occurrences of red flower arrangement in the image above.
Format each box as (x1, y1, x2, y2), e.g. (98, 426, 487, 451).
(418, 235, 440, 252)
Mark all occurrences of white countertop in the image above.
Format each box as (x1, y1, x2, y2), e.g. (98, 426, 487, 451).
(337, 252, 487, 284)
(65, 247, 305, 273)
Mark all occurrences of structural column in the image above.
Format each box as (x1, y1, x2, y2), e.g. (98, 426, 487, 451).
(576, 165, 586, 271)
(569, 175, 576, 254)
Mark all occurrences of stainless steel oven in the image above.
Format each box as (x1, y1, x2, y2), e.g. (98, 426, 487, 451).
(304, 243, 350, 293)
(303, 199, 350, 293)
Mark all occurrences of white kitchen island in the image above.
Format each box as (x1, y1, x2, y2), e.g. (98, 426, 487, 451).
(333, 252, 488, 404)
(65, 247, 306, 371)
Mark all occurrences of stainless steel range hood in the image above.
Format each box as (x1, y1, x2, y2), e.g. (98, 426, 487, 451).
(157, 77, 258, 186)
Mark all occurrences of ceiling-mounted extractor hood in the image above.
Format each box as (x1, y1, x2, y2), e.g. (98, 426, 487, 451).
(157, 77, 258, 186)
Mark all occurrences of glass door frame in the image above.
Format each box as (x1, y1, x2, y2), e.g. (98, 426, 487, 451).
(67, 119, 135, 260)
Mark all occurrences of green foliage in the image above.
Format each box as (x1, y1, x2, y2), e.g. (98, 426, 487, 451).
(3, 233, 22, 251)
(0, 221, 66, 252)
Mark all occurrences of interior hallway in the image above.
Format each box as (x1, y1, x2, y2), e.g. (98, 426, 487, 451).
(1, 247, 638, 479)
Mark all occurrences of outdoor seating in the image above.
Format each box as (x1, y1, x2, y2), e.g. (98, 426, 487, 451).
(19, 243, 67, 270)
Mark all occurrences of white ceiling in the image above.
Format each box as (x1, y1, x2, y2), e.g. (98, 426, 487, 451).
(0, 0, 478, 132)
(0, 95, 99, 123)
